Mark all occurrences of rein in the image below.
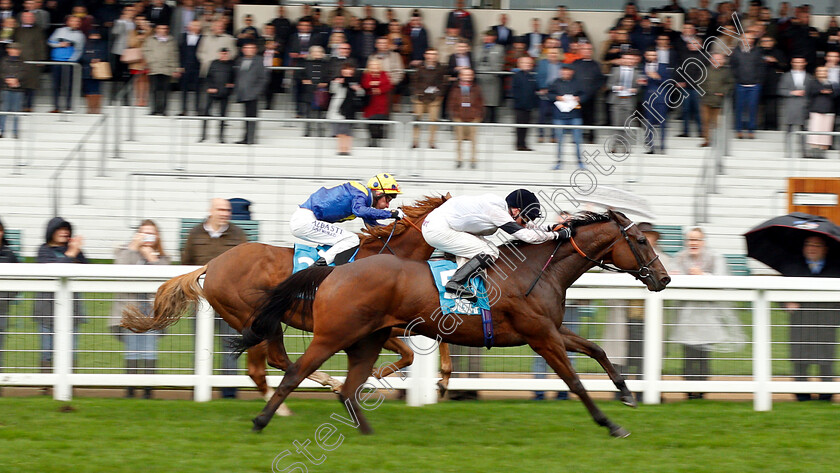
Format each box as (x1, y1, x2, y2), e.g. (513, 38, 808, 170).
(376, 207, 424, 255)
(377, 222, 399, 255)
(525, 219, 658, 295)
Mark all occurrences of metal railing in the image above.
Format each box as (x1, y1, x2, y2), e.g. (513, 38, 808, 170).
(123, 172, 576, 234)
(25, 61, 82, 115)
(170, 116, 403, 174)
(787, 129, 840, 161)
(1, 264, 838, 411)
(49, 82, 133, 216)
(162, 116, 641, 182)
(407, 121, 644, 182)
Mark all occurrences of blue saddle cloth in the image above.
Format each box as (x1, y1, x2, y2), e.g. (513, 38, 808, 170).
(292, 244, 357, 273)
(428, 260, 494, 348)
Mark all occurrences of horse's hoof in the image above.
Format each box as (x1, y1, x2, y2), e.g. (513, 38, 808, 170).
(359, 425, 374, 435)
(620, 394, 638, 408)
(610, 426, 631, 438)
(275, 403, 294, 417)
(437, 381, 448, 398)
(252, 415, 269, 432)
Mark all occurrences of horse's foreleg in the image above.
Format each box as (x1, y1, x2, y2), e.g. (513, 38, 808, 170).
(253, 337, 339, 432)
(559, 326, 636, 408)
(529, 331, 630, 438)
(438, 343, 452, 397)
(340, 328, 392, 435)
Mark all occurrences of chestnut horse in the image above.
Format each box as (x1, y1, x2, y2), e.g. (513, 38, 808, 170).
(235, 210, 670, 437)
(122, 195, 453, 414)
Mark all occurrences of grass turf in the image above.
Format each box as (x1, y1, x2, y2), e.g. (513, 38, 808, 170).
(0, 397, 837, 473)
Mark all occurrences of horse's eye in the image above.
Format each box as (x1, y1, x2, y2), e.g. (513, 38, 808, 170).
(637, 237, 647, 245)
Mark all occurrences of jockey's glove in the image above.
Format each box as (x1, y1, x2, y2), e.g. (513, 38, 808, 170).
(391, 208, 405, 220)
(553, 227, 572, 241)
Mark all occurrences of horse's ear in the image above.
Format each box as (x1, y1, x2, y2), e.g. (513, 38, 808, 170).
(607, 208, 617, 220)
(444, 192, 452, 201)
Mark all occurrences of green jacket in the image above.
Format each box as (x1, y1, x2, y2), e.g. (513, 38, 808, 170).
(700, 66, 734, 109)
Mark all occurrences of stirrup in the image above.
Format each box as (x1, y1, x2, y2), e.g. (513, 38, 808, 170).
(445, 281, 478, 302)
(313, 257, 328, 266)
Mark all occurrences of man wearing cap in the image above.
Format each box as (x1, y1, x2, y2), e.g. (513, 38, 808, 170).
(0, 42, 24, 138)
(199, 47, 234, 143)
(548, 63, 586, 170)
(422, 190, 570, 301)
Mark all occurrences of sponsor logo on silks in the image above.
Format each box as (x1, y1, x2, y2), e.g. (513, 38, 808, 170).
(793, 222, 820, 230)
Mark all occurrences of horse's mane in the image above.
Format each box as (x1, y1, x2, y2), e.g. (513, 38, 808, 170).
(358, 195, 446, 244)
(565, 211, 612, 231)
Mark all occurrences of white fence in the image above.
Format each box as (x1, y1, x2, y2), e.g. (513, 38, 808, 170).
(0, 263, 838, 411)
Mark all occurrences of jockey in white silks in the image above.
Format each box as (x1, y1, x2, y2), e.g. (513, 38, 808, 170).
(421, 189, 571, 301)
(290, 173, 405, 266)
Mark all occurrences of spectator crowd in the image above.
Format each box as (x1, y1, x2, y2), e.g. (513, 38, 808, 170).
(1, 0, 840, 160)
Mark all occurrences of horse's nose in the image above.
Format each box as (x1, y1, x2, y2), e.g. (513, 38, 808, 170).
(661, 276, 671, 286)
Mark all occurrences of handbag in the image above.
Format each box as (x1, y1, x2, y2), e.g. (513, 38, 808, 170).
(312, 88, 330, 111)
(91, 61, 112, 80)
(120, 47, 143, 64)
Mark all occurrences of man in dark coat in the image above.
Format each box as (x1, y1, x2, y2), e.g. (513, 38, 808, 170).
(491, 13, 514, 49)
(287, 17, 313, 117)
(199, 47, 234, 143)
(512, 55, 537, 150)
(233, 42, 267, 145)
(758, 35, 788, 131)
(446, 0, 474, 44)
(13, 10, 46, 112)
(270, 5, 292, 53)
(571, 42, 605, 144)
(178, 19, 203, 115)
(144, 0, 172, 27)
(778, 235, 840, 402)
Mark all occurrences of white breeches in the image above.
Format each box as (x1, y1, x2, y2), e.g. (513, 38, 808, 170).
(289, 208, 360, 264)
(422, 216, 500, 266)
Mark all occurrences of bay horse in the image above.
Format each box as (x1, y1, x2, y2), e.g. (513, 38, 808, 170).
(121, 195, 453, 414)
(235, 210, 670, 437)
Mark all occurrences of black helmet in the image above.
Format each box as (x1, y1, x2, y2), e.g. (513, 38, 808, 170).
(505, 189, 542, 223)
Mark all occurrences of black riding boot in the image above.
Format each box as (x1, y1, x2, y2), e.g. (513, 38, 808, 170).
(444, 254, 494, 302)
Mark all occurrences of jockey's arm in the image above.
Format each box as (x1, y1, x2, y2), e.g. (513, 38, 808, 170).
(500, 222, 557, 244)
(350, 193, 395, 222)
(489, 206, 556, 244)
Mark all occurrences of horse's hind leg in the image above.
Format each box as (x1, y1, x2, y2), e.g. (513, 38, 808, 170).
(529, 331, 630, 438)
(559, 326, 636, 408)
(252, 336, 342, 433)
(438, 343, 452, 397)
(340, 328, 392, 435)
(375, 336, 414, 379)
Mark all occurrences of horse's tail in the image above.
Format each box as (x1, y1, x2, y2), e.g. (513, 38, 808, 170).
(231, 266, 334, 357)
(121, 265, 208, 333)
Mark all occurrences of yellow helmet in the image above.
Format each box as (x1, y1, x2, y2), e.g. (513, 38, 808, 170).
(367, 173, 402, 195)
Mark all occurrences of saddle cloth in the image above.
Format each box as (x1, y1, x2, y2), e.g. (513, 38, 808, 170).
(427, 260, 492, 315)
(292, 244, 357, 274)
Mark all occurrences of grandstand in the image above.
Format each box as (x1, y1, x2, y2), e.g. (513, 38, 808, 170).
(1, 98, 834, 270)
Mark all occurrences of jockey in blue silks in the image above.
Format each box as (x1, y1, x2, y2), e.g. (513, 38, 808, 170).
(290, 173, 405, 266)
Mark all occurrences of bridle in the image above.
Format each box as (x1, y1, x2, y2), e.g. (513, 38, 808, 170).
(569, 220, 659, 282)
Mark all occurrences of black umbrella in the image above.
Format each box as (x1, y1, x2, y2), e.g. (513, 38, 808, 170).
(744, 212, 840, 274)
